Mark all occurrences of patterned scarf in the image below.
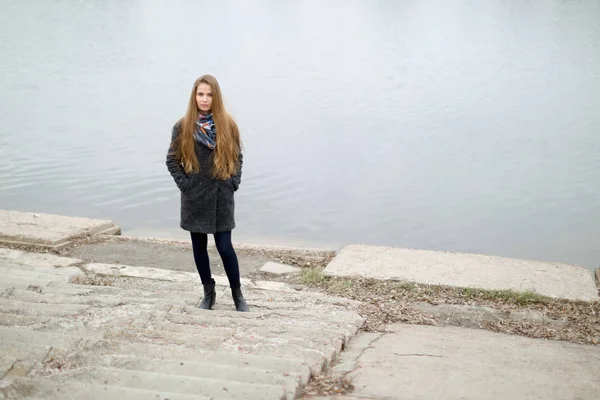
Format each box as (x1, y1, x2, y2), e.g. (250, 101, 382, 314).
(194, 113, 216, 149)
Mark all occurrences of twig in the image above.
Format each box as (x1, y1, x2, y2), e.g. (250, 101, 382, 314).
(394, 353, 442, 357)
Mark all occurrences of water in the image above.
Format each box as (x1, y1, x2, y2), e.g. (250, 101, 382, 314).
(1, 0, 599, 270)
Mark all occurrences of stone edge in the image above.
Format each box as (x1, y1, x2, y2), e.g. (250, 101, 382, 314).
(323, 245, 600, 303)
(82, 262, 297, 293)
(105, 235, 337, 258)
(0, 223, 121, 249)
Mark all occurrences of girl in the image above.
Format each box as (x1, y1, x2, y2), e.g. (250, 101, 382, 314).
(166, 74, 248, 312)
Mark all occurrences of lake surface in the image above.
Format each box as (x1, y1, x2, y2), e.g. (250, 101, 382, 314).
(1, 0, 599, 270)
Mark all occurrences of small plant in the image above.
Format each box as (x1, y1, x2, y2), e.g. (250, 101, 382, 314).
(329, 279, 355, 292)
(459, 287, 479, 299)
(485, 289, 547, 305)
(300, 267, 327, 286)
(457, 287, 547, 305)
(394, 281, 418, 292)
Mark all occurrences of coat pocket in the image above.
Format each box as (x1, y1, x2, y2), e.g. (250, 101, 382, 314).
(221, 178, 236, 192)
(229, 178, 239, 192)
(181, 176, 191, 194)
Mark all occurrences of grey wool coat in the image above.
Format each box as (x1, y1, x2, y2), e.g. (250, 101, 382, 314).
(166, 122, 242, 234)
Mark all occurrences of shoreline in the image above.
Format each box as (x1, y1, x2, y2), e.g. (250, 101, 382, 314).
(2, 209, 597, 272)
(1, 209, 598, 298)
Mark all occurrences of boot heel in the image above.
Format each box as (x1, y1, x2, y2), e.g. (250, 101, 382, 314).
(231, 287, 249, 312)
(199, 282, 216, 310)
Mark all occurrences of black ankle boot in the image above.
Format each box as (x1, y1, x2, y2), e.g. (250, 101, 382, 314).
(199, 282, 216, 310)
(231, 287, 249, 312)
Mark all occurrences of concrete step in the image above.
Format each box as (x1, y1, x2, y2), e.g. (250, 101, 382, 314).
(325, 244, 600, 302)
(10, 282, 361, 330)
(0, 356, 17, 377)
(31, 285, 100, 296)
(0, 287, 354, 373)
(105, 313, 342, 370)
(0, 276, 56, 292)
(0, 210, 120, 250)
(46, 282, 127, 293)
(101, 277, 355, 309)
(27, 304, 176, 333)
(49, 367, 288, 400)
(74, 354, 302, 399)
(176, 305, 363, 331)
(99, 277, 201, 293)
(0, 377, 211, 400)
(81, 339, 311, 381)
(161, 310, 359, 336)
(2, 288, 193, 309)
(0, 250, 365, 399)
(0, 326, 91, 349)
(0, 297, 90, 317)
(240, 289, 359, 308)
(1, 325, 242, 363)
(135, 318, 347, 361)
(43, 283, 201, 304)
(83, 337, 210, 359)
(173, 307, 364, 339)
(0, 263, 81, 279)
(216, 337, 333, 374)
(0, 271, 69, 285)
(3, 286, 361, 342)
(0, 340, 51, 363)
(138, 311, 357, 343)
(0, 248, 81, 268)
(102, 326, 233, 349)
(75, 279, 355, 313)
(0, 311, 49, 327)
(247, 299, 353, 313)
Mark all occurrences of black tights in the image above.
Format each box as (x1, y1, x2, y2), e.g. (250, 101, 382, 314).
(190, 231, 241, 288)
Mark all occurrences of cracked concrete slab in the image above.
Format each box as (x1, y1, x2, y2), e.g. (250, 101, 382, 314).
(0, 210, 120, 249)
(345, 324, 600, 400)
(324, 244, 599, 301)
(260, 262, 301, 275)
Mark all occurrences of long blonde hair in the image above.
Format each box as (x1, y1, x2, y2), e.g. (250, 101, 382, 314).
(176, 75, 241, 179)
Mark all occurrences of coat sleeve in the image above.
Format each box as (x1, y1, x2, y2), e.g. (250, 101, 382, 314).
(166, 123, 190, 193)
(232, 151, 243, 191)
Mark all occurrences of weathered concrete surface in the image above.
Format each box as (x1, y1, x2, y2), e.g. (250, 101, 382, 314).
(339, 324, 600, 400)
(66, 238, 272, 278)
(324, 245, 599, 302)
(261, 262, 302, 275)
(0, 210, 120, 249)
(80, 262, 295, 293)
(0, 249, 363, 400)
(65, 236, 333, 280)
(0, 249, 81, 268)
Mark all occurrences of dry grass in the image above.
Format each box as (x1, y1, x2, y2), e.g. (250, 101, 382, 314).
(300, 270, 600, 346)
(301, 374, 355, 397)
(70, 274, 115, 286)
(459, 287, 547, 305)
(300, 267, 327, 286)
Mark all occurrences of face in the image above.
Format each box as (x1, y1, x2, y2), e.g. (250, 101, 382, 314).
(195, 82, 213, 113)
